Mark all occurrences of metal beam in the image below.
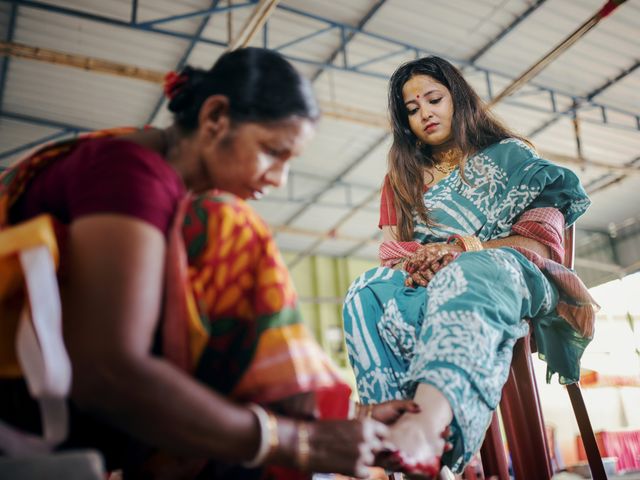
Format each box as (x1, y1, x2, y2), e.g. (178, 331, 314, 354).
(281, 132, 389, 226)
(343, 230, 381, 258)
(489, 0, 628, 105)
(4, 39, 638, 175)
(574, 257, 624, 275)
(0, 110, 90, 132)
(277, 1, 638, 122)
(273, 25, 335, 52)
(265, 194, 379, 212)
(2, 38, 638, 171)
(0, 128, 72, 161)
(275, 225, 379, 248)
(585, 155, 640, 196)
(137, 1, 256, 27)
(2, 0, 227, 48)
(287, 185, 382, 268)
(467, 0, 547, 65)
(130, 0, 137, 24)
(146, 0, 220, 126)
(351, 46, 410, 70)
(0, 1, 17, 110)
(3, 0, 637, 131)
(310, 0, 386, 82)
(528, 60, 639, 138)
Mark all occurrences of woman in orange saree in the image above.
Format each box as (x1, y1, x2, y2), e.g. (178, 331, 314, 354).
(0, 47, 416, 480)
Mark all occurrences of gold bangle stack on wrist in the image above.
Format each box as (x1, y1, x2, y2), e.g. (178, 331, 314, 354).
(243, 404, 279, 468)
(296, 422, 310, 471)
(450, 234, 483, 252)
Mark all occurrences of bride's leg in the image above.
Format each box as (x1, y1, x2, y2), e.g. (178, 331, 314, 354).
(393, 250, 547, 473)
(343, 267, 422, 403)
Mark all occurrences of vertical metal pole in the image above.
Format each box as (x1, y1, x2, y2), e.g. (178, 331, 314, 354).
(0, 2, 18, 110)
(130, 0, 138, 24)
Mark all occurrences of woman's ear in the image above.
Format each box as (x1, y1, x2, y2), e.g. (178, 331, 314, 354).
(198, 95, 231, 139)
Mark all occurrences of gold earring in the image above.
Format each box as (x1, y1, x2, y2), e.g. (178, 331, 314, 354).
(416, 139, 423, 149)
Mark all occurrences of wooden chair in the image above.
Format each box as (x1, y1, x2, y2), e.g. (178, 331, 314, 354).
(479, 225, 606, 479)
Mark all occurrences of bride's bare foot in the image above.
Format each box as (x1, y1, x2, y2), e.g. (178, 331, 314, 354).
(386, 384, 453, 478)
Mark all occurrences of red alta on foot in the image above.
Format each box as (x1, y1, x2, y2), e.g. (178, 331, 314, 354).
(387, 451, 441, 478)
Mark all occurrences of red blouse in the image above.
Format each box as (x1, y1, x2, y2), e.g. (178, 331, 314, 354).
(11, 137, 185, 235)
(378, 175, 429, 229)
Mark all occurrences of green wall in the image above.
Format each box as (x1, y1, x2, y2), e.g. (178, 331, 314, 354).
(282, 252, 378, 384)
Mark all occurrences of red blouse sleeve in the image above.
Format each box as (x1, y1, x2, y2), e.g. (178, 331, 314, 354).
(378, 175, 398, 228)
(12, 137, 185, 236)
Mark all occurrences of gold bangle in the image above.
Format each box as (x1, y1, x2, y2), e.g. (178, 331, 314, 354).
(355, 402, 362, 419)
(355, 402, 373, 419)
(296, 422, 310, 471)
(454, 235, 483, 252)
(466, 235, 483, 252)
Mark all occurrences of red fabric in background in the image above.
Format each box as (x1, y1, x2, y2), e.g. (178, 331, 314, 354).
(578, 430, 640, 473)
(315, 383, 352, 419)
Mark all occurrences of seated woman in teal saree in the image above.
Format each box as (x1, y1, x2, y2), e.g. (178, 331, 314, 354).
(342, 56, 597, 476)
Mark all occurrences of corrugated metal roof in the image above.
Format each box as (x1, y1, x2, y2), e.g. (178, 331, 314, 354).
(1, 0, 639, 283)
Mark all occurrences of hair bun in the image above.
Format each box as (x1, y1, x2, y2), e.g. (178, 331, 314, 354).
(166, 66, 206, 114)
(163, 71, 188, 100)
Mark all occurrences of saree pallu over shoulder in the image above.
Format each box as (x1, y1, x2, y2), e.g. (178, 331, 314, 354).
(393, 139, 597, 349)
(415, 138, 591, 242)
(167, 192, 351, 408)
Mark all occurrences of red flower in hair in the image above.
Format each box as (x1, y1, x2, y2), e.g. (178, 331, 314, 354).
(163, 71, 188, 100)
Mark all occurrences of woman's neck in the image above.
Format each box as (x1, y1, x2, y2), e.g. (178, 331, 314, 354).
(161, 127, 212, 193)
(431, 140, 462, 166)
(119, 127, 208, 191)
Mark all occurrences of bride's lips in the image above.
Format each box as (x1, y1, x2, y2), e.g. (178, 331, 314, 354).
(425, 123, 439, 133)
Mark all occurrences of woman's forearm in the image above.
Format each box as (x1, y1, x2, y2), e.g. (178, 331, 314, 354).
(73, 354, 273, 461)
(482, 234, 551, 259)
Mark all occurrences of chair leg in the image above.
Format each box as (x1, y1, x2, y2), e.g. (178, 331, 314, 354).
(500, 335, 553, 479)
(479, 413, 509, 480)
(566, 383, 606, 480)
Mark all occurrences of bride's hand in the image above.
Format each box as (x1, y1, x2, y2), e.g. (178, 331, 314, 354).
(403, 244, 461, 287)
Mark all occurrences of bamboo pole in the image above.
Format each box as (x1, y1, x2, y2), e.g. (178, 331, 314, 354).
(0, 41, 165, 84)
(226, 0, 279, 51)
(2, 41, 636, 175)
(488, 0, 627, 106)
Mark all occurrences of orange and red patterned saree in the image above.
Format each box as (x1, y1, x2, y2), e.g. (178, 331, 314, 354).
(0, 131, 352, 478)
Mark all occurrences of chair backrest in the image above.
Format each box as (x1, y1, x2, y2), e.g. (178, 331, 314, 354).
(0, 215, 72, 456)
(564, 224, 575, 269)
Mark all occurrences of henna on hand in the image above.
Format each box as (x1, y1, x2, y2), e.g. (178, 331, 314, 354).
(403, 246, 461, 288)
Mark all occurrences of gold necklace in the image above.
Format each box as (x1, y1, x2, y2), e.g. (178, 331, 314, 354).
(432, 147, 462, 175)
(433, 162, 457, 175)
